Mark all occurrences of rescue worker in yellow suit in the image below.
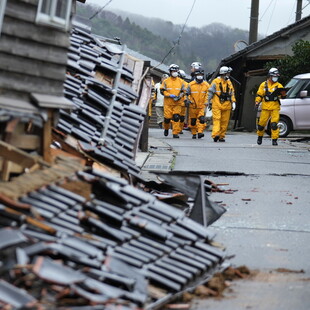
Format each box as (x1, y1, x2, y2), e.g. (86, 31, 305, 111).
(190, 62, 202, 81)
(186, 69, 210, 139)
(255, 68, 286, 146)
(177, 69, 189, 134)
(208, 66, 236, 142)
(186, 62, 203, 132)
(160, 64, 186, 138)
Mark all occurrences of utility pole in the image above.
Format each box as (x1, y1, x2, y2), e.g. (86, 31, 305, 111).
(296, 0, 303, 21)
(249, 0, 259, 44)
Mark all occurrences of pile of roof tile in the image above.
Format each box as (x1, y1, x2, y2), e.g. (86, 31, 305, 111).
(0, 20, 229, 309)
(0, 168, 226, 309)
(56, 25, 145, 177)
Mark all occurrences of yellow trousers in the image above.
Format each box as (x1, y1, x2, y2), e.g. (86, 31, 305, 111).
(189, 107, 206, 135)
(176, 106, 186, 133)
(164, 104, 182, 135)
(257, 109, 279, 139)
(212, 109, 231, 138)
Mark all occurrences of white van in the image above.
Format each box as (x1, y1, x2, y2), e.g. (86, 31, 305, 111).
(278, 73, 310, 137)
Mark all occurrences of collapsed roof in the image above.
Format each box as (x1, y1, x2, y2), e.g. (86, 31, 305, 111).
(0, 20, 228, 309)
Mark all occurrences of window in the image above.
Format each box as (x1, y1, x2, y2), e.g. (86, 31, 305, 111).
(287, 80, 308, 98)
(302, 81, 310, 98)
(36, 0, 72, 30)
(0, 0, 7, 35)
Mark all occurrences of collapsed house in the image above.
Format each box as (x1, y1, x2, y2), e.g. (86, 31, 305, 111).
(0, 2, 228, 308)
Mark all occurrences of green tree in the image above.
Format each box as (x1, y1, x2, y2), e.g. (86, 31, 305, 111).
(265, 40, 310, 85)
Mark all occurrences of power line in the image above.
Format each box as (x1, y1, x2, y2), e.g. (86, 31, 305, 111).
(260, 0, 275, 20)
(89, 0, 113, 20)
(264, 0, 277, 37)
(287, 0, 310, 24)
(301, 0, 310, 12)
(152, 0, 197, 69)
(286, 1, 296, 25)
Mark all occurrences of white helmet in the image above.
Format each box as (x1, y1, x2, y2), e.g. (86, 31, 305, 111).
(169, 64, 179, 72)
(179, 69, 186, 79)
(219, 66, 229, 75)
(191, 62, 202, 70)
(268, 67, 280, 76)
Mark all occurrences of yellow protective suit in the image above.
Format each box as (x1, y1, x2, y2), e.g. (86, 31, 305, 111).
(208, 77, 235, 139)
(255, 80, 284, 139)
(187, 80, 210, 135)
(177, 80, 188, 133)
(160, 76, 186, 135)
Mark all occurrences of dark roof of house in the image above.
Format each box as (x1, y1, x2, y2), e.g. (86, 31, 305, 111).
(222, 15, 310, 64)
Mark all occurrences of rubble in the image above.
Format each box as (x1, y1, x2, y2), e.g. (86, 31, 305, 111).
(0, 19, 229, 310)
(0, 169, 227, 309)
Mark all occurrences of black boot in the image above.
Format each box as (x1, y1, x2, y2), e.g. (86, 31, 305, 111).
(272, 139, 278, 146)
(192, 134, 197, 139)
(198, 133, 204, 139)
(257, 136, 263, 145)
(213, 135, 219, 142)
(173, 134, 179, 138)
(164, 129, 169, 136)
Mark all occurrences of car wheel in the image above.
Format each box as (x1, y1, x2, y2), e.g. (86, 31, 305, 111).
(278, 116, 292, 137)
(265, 116, 292, 138)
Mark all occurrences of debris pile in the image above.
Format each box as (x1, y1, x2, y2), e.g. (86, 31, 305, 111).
(0, 20, 229, 310)
(0, 169, 226, 309)
(54, 25, 146, 177)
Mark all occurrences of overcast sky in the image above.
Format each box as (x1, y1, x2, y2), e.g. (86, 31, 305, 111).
(86, 0, 310, 37)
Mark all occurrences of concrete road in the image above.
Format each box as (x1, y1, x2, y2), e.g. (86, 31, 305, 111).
(148, 128, 310, 310)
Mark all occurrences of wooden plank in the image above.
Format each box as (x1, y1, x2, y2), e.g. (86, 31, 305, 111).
(0, 72, 65, 97)
(0, 140, 50, 168)
(1, 160, 13, 181)
(5, 0, 36, 24)
(31, 93, 74, 109)
(0, 159, 24, 173)
(0, 142, 36, 167)
(2, 16, 70, 48)
(0, 35, 68, 65)
(10, 134, 40, 150)
(0, 96, 40, 113)
(42, 110, 52, 163)
(0, 119, 20, 180)
(0, 52, 67, 81)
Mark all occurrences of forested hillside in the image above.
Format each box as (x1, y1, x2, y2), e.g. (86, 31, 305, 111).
(77, 3, 249, 74)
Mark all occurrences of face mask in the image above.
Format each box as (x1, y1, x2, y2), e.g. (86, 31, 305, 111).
(224, 75, 229, 80)
(272, 77, 278, 82)
(171, 72, 178, 77)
